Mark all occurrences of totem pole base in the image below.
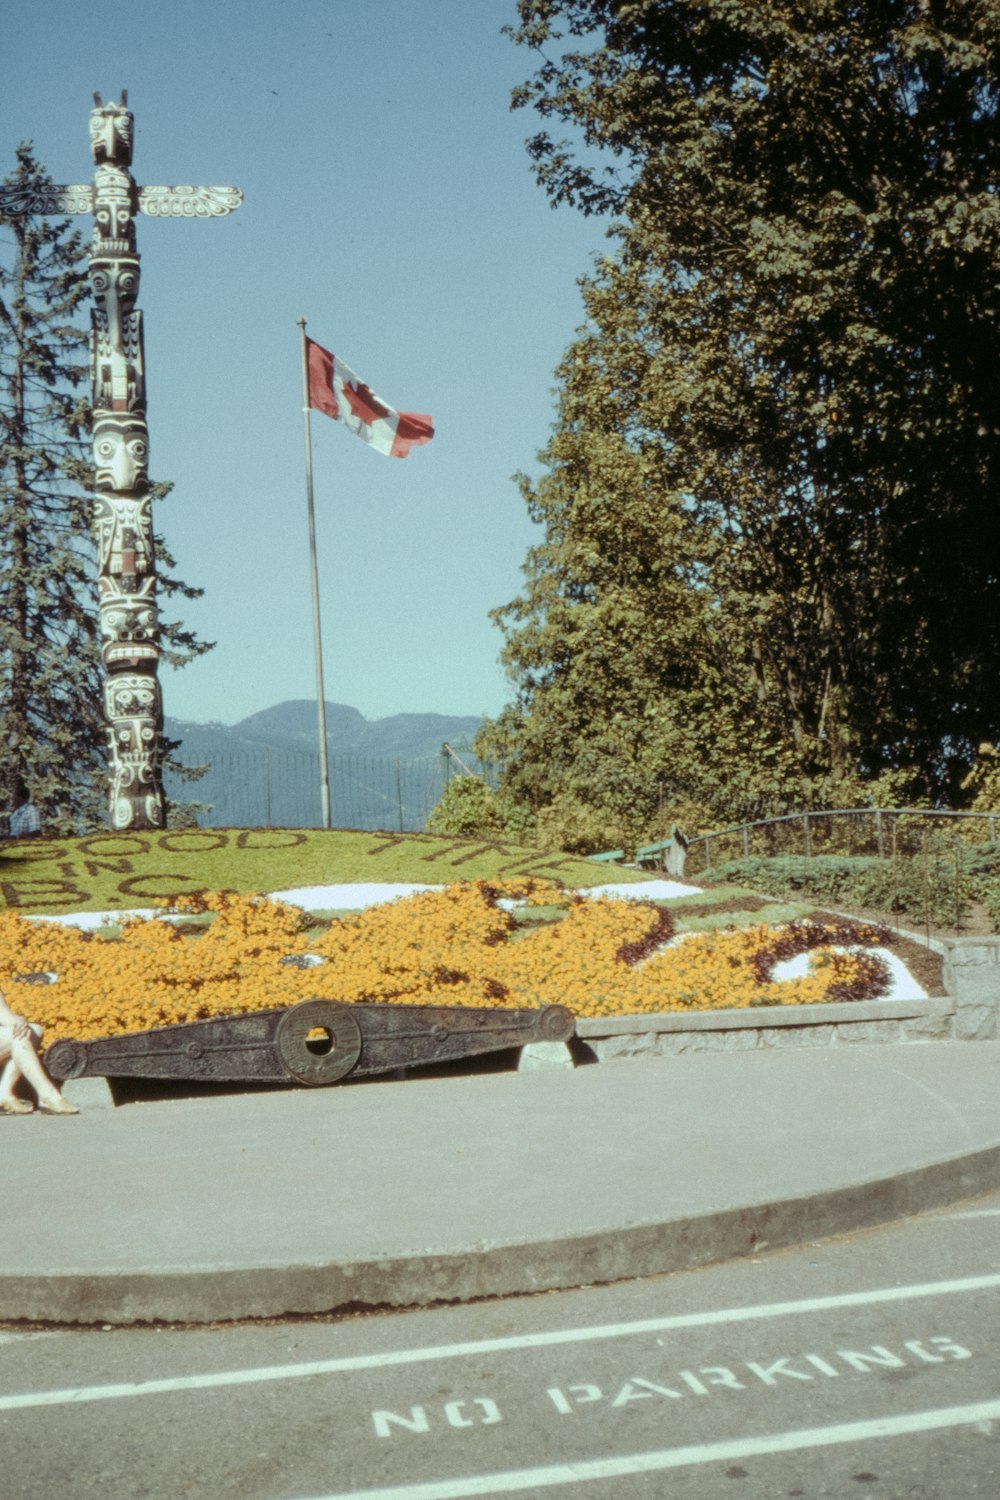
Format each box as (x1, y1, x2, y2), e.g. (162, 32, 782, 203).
(43, 999, 576, 1089)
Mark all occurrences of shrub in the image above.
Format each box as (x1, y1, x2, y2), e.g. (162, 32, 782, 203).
(533, 791, 631, 856)
(706, 853, 966, 927)
(426, 776, 504, 837)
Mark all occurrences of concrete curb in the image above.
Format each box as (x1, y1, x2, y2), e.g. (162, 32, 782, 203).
(5, 1140, 999, 1327)
(574, 996, 954, 1035)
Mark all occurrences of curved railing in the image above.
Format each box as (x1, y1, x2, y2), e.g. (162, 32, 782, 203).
(681, 807, 999, 876)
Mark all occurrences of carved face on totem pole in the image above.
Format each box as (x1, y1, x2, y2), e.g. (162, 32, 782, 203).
(104, 673, 163, 829)
(104, 671, 160, 726)
(90, 253, 140, 344)
(99, 576, 160, 670)
(92, 164, 136, 250)
(93, 411, 149, 493)
(89, 95, 133, 166)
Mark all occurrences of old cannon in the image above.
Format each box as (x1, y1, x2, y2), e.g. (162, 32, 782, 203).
(42, 997, 576, 1088)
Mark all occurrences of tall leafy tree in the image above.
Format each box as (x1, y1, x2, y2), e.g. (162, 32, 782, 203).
(1, 145, 211, 832)
(490, 0, 1000, 832)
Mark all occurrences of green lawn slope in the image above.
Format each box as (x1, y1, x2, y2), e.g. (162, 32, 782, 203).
(0, 828, 649, 917)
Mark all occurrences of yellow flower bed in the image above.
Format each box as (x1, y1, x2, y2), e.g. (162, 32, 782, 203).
(0, 881, 891, 1044)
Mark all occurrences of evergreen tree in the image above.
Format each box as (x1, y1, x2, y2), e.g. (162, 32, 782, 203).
(0, 144, 100, 829)
(491, 0, 1000, 832)
(1, 145, 211, 832)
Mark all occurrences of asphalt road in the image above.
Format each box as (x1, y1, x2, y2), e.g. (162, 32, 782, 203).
(3, 1194, 1000, 1499)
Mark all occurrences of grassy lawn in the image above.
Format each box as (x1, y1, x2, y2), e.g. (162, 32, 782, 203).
(0, 827, 649, 917)
(673, 899, 815, 933)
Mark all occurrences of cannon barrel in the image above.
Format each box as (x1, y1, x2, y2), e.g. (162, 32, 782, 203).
(43, 998, 576, 1087)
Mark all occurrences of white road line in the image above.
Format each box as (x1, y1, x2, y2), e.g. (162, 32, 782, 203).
(293, 1398, 1000, 1499)
(2, 1272, 999, 1414)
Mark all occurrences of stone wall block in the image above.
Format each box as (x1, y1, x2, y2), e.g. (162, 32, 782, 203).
(940, 936, 1000, 1040)
(953, 1004, 998, 1042)
(592, 1034, 658, 1062)
(834, 1019, 903, 1045)
(656, 1029, 759, 1055)
(900, 1013, 954, 1042)
(759, 1025, 836, 1049)
(949, 969, 1000, 1006)
(948, 943, 1000, 968)
(700, 1028, 760, 1052)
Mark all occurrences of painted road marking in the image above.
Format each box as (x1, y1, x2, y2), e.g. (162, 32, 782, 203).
(290, 1398, 1000, 1499)
(370, 1335, 975, 1437)
(2, 1272, 999, 1414)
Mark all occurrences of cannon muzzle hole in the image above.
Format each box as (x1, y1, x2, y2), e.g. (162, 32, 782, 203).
(305, 1025, 336, 1057)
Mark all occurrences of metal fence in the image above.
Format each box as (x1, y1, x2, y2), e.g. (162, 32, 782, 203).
(164, 745, 494, 832)
(685, 807, 1000, 875)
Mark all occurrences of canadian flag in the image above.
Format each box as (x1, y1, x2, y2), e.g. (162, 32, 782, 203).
(306, 338, 434, 459)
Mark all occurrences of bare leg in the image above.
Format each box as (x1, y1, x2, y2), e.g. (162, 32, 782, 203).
(0, 1051, 19, 1097)
(0, 1025, 71, 1109)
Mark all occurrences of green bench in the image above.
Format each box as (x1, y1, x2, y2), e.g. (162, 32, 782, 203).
(587, 828, 689, 876)
(636, 827, 689, 876)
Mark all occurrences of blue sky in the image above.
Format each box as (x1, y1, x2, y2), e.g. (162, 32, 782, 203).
(4, 0, 606, 729)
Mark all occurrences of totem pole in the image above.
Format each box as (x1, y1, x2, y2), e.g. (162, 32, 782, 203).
(0, 93, 241, 828)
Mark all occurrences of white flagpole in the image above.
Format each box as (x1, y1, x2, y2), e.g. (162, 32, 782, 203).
(298, 317, 332, 829)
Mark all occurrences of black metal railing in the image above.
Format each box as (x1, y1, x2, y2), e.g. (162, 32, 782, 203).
(685, 807, 999, 874)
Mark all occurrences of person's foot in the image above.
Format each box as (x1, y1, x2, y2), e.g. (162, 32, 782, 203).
(37, 1094, 79, 1116)
(0, 1096, 35, 1115)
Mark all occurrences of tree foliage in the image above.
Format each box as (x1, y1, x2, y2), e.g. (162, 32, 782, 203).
(486, 0, 1000, 838)
(1, 145, 211, 831)
(426, 774, 506, 836)
(0, 145, 100, 827)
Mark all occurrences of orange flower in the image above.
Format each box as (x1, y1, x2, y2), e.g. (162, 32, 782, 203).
(0, 887, 890, 1042)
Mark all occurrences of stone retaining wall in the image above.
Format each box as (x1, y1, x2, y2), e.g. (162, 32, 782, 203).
(521, 936, 1000, 1067)
(573, 996, 955, 1062)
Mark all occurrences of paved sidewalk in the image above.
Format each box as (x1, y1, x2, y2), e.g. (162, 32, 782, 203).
(2, 1040, 999, 1326)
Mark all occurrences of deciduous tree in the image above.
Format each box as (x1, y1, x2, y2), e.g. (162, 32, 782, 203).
(489, 0, 1000, 833)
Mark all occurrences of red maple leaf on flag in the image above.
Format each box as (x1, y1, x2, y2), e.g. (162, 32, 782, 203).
(307, 338, 433, 456)
(343, 379, 389, 428)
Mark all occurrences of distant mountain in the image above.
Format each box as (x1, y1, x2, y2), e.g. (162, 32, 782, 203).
(163, 700, 487, 831)
(229, 701, 484, 759)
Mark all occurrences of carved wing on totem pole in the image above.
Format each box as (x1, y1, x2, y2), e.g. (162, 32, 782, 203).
(0, 183, 242, 219)
(138, 185, 243, 217)
(0, 184, 94, 216)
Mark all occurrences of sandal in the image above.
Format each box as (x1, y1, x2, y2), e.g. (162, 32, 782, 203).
(38, 1096, 79, 1116)
(0, 1098, 35, 1115)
